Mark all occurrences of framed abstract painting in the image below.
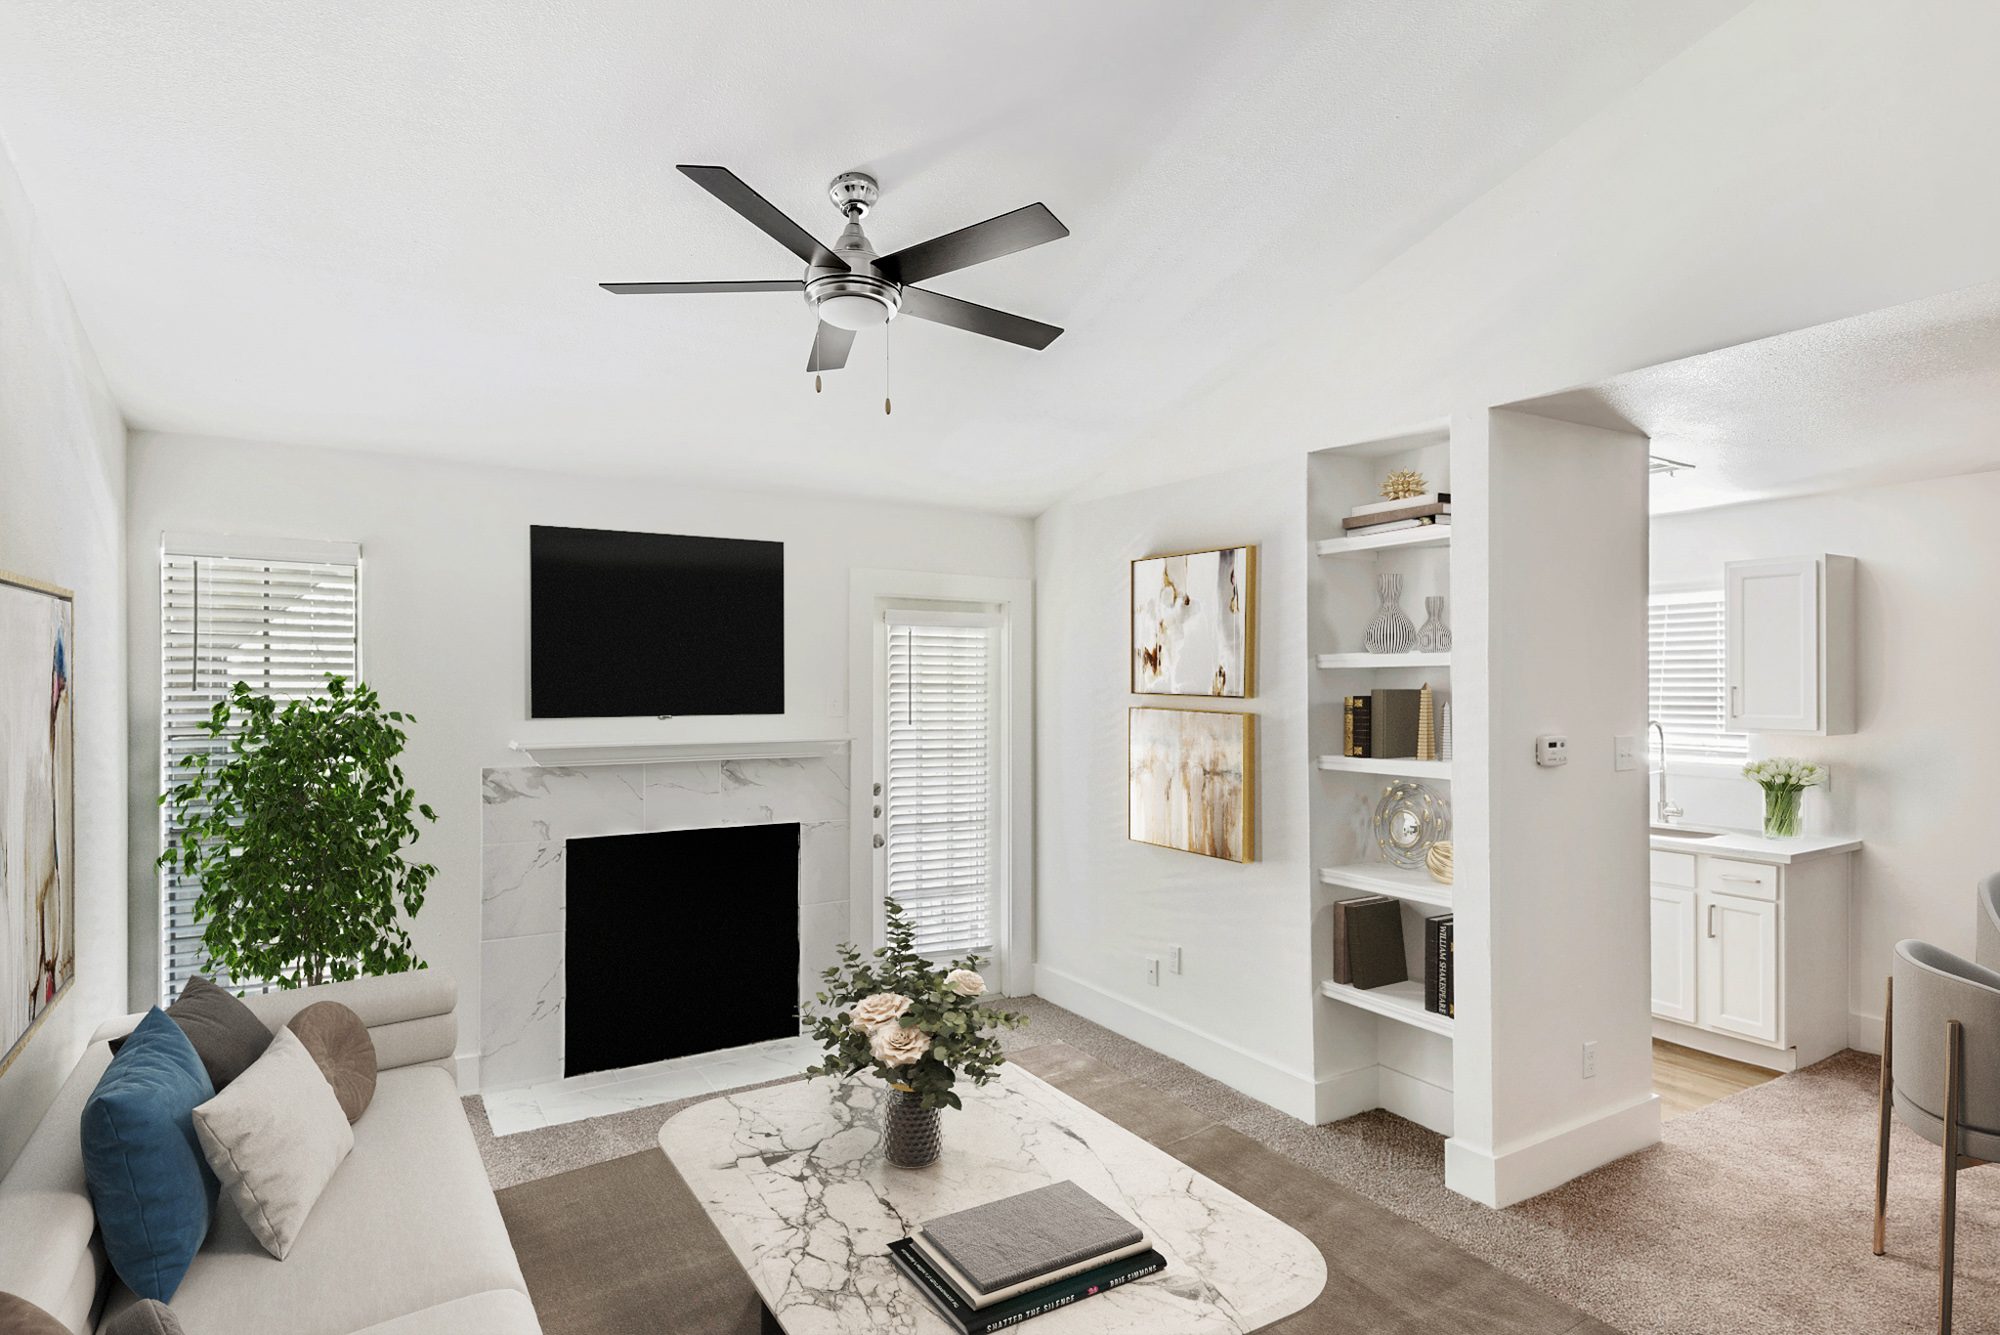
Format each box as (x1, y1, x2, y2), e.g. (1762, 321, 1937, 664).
(1131, 545, 1254, 698)
(0, 570, 74, 1078)
(1129, 707, 1253, 863)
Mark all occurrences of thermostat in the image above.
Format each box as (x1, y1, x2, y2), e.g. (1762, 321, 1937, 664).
(1535, 734, 1569, 767)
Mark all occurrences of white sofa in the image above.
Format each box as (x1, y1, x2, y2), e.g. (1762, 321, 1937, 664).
(0, 970, 542, 1335)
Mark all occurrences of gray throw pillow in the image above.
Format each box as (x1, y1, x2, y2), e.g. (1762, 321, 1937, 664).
(100, 1298, 186, 1335)
(287, 1001, 377, 1122)
(111, 975, 273, 1091)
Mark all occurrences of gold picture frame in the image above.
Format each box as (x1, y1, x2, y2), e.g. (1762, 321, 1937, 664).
(1131, 545, 1256, 698)
(1128, 706, 1254, 863)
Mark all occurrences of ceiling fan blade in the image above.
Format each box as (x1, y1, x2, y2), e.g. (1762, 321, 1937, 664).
(600, 280, 804, 294)
(898, 286, 1063, 350)
(873, 203, 1068, 286)
(807, 322, 856, 372)
(677, 166, 847, 272)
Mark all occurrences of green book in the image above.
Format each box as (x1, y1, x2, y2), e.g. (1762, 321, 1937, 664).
(1346, 897, 1408, 991)
(1369, 689, 1421, 759)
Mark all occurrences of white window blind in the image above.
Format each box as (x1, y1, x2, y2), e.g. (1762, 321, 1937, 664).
(160, 543, 360, 1002)
(883, 613, 1001, 960)
(1648, 591, 1747, 761)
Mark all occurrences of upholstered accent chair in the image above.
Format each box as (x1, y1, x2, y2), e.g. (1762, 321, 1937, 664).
(1974, 872, 2000, 971)
(1875, 938, 2000, 1333)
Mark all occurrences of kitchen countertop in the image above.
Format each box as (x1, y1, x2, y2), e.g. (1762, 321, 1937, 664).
(1649, 826, 1861, 865)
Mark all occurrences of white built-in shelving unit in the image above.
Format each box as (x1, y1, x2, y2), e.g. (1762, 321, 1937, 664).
(1308, 420, 1458, 1137)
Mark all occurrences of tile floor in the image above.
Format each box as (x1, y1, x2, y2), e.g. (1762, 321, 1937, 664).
(480, 1034, 823, 1136)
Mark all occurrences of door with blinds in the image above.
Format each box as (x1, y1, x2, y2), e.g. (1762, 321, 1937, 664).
(160, 540, 360, 1002)
(879, 609, 1005, 971)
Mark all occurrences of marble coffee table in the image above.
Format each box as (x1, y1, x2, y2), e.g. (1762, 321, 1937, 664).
(658, 1062, 1326, 1334)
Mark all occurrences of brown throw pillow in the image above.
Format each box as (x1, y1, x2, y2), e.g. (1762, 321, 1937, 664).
(287, 1001, 377, 1122)
(0, 1292, 71, 1335)
(109, 975, 273, 1090)
(100, 1298, 186, 1335)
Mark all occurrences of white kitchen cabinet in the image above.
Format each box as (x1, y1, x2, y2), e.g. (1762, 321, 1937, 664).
(1650, 885, 1697, 1023)
(1649, 842, 1854, 1071)
(1698, 891, 1778, 1042)
(1723, 554, 1855, 735)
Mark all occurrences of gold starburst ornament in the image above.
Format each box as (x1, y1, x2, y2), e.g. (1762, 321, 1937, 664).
(1381, 468, 1428, 501)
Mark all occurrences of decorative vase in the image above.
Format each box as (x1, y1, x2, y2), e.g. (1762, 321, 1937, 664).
(1414, 596, 1452, 652)
(1363, 574, 1417, 654)
(883, 1087, 942, 1168)
(1761, 785, 1804, 839)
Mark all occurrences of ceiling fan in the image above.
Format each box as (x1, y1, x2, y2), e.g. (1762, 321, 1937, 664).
(601, 167, 1069, 383)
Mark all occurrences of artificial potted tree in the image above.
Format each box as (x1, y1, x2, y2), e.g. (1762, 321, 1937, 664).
(159, 676, 436, 989)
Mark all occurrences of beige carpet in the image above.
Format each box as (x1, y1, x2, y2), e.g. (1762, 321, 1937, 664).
(471, 998, 1999, 1334)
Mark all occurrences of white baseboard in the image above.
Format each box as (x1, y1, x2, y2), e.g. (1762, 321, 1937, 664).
(1378, 1066, 1453, 1136)
(1444, 1091, 1660, 1208)
(1032, 965, 1318, 1122)
(1850, 1009, 1884, 1055)
(1313, 1064, 1380, 1125)
(1651, 1017, 1797, 1072)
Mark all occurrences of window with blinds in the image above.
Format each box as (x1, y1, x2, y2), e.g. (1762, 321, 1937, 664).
(1648, 591, 1747, 761)
(883, 613, 1002, 962)
(160, 542, 360, 1003)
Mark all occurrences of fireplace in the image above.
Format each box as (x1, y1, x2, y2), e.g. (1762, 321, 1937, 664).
(564, 824, 801, 1076)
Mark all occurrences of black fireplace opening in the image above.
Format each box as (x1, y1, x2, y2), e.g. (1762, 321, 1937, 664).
(564, 822, 801, 1078)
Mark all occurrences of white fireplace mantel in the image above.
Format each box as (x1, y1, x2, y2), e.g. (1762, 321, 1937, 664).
(506, 737, 851, 767)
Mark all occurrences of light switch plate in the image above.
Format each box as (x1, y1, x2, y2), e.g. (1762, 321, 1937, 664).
(1613, 735, 1638, 771)
(1536, 734, 1569, 767)
(1167, 946, 1183, 975)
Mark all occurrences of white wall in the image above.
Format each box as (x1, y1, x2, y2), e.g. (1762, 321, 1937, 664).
(1651, 470, 2000, 1049)
(1034, 458, 1314, 1118)
(125, 434, 1033, 1082)
(0, 146, 125, 1174)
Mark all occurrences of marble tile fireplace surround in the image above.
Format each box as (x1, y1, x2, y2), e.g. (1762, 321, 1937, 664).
(479, 741, 851, 1091)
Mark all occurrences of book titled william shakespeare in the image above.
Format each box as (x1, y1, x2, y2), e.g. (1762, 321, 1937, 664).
(890, 1180, 1166, 1333)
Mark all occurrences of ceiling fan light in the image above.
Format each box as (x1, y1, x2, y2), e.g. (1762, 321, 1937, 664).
(818, 293, 889, 331)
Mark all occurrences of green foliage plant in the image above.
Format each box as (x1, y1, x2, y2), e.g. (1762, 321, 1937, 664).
(158, 676, 437, 989)
(804, 898, 1027, 1110)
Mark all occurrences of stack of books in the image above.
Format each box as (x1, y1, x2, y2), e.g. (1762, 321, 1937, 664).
(1342, 689, 1420, 758)
(1343, 492, 1450, 537)
(889, 1180, 1165, 1333)
(1424, 913, 1455, 1016)
(1331, 896, 1406, 991)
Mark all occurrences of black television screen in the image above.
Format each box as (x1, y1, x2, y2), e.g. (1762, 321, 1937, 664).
(529, 524, 784, 718)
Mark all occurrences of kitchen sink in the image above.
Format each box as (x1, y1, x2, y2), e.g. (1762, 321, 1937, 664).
(1650, 826, 1722, 839)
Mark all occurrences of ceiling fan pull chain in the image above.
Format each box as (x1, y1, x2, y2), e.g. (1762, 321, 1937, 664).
(884, 320, 892, 415)
(813, 320, 823, 393)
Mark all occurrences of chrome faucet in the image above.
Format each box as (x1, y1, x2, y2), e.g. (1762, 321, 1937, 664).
(1649, 720, 1683, 825)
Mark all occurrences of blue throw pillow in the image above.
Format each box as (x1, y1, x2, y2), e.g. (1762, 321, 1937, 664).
(82, 1006, 220, 1301)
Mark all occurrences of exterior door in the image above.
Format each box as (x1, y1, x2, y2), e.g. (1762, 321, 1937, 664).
(1698, 891, 1780, 1043)
(1650, 885, 1698, 1023)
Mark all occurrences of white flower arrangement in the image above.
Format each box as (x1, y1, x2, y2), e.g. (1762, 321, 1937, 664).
(1741, 757, 1828, 791)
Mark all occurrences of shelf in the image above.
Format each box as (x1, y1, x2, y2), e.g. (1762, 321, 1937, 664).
(1319, 979, 1453, 1037)
(1316, 652, 1450, 670)
(1320, 861, 1453, 910)
(1318, 756, 1452, 779)
(1316, 527, 1451, 558)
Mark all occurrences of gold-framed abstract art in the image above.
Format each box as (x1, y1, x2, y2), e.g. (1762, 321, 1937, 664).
(1131, 545, 1254, 698)
(1129, 707, 1253, 863)
(0, 569, 75, 1079)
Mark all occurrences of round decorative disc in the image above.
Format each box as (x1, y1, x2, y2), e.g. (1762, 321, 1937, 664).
(1374, 780, 1451, 870)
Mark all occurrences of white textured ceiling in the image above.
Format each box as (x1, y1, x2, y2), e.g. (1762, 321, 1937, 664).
(0, 1, 1749, 513)
(1515, 281, 2000, 514)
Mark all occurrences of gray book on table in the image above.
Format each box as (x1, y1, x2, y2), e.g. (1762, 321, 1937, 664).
(919, 1180, 1145, 1294)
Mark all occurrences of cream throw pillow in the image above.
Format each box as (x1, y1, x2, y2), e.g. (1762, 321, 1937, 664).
(192, 1025, 354, 1259)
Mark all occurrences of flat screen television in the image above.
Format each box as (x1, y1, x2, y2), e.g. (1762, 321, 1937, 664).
(529, 524, 783, 718)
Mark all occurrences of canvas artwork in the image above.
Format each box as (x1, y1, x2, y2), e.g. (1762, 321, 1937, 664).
(1129, 707, 1252, 863)
(1131, 546, 1253, 697)
(0, 572, 75, 1077)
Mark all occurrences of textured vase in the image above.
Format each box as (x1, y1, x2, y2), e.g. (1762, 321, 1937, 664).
(1363, 574, 1417, 653)
(883, 1088, 942, 1168)
(1414, 596, 1452, 652)
(1762, 785, 1804, 839)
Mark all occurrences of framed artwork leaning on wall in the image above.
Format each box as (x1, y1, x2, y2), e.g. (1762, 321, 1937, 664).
(0, 569, 75, 1078)
(1128, 706, 1253, 863)
(1131, 545, 1254, 698)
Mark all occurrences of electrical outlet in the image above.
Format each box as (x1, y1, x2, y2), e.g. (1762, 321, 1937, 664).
(1613, 735, 1638, 771)
(1146, 957, 1161, 987)
(1582, 1041, 1598, 1079)
(1167, 946, 1183, 975)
